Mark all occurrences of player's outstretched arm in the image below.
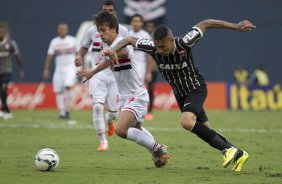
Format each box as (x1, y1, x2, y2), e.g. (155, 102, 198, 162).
(76, 60, 109, 83)
(111, 37, 139, 52)
(195, 19, 256, 33)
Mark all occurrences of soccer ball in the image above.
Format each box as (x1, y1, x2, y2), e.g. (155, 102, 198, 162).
(34, 148, 59, 171)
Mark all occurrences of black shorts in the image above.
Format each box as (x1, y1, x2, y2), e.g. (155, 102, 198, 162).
(0, 73, 12, 89)
(174, 84, 208, 123)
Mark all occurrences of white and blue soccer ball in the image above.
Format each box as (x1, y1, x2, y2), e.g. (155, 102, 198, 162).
(35, 148, 59, 171)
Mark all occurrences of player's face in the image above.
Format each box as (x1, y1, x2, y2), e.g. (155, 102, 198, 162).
(131, 16, 143, 32)
(97, 24, 116, 44)
(145, 22, 154, 34)
(154, 36, 175, 56)
(102, 5, 116, 17)
(58, 24, 68, 38)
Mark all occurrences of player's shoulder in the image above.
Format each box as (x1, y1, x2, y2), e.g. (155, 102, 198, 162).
(66, 35, 76, 40)
(50, 36, 60, 44)
(118, 24, 129, 35)
(140, 29, 151, 39)
(118, 24, 128, 31)
(87, 25, 97, 32)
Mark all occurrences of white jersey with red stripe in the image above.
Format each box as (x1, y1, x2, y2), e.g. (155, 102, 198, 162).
(81, 24, 128, 79)
(47, 35, 77, 68)
(128, 29, 151, 84)
(103, 36, 148, 100)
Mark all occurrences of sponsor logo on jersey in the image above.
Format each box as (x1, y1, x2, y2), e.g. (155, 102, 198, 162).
(183, 30, 199, 44)
(159, 61, 188, 70)
(138, 38, 154, 46)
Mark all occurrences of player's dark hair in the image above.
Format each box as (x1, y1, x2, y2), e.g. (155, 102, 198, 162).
(101, 0, 116, 10)
(94, 11, 119, 34)
(153, 25, 173, 40)
(131, 14, 144, 22)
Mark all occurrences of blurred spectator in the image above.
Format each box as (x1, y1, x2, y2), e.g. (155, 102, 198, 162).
(0, 24, 24, 120)
(144, 21, 158, 121)
(233, 65, 248, 85)
(249, 65, 269, 86)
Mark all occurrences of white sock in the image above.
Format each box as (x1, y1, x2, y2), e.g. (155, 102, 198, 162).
(106, 111, 118, 125)
(142, 127, 155, 140)
(93, 104, 107, 143)
(65, 89, 73, 112)
(127, 127, 158, 152)
(56, 93, 65, 115)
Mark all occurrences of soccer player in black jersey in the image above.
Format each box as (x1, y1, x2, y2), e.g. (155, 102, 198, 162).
(0, 24, 24, 119)
(100, 19, 256, 171)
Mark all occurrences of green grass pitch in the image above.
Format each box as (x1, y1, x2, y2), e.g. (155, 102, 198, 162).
(0, 110, 282, 184)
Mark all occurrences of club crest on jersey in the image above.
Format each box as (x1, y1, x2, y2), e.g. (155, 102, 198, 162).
(138, 38, 154, 46)
(159, 61, 188, 70)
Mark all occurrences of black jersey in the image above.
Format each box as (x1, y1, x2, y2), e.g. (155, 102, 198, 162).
(135, 27, 206, 97)
(0, 37, 20, 74)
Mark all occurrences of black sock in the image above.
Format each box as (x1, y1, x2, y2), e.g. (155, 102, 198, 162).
(214, 131, 234, 148)
(214, 131, 243, 159)
(1, 89, 10, 112)
(191, 122, 230, 152)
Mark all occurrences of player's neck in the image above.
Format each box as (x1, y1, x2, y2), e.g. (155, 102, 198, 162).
(133, 29, 141, 33)
(107, 35, 117, 46)
(59, 35, 67, 39)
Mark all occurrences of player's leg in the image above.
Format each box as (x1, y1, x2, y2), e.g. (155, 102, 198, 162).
(89, 77, 108, 150)
(200, 110, 248, 171)
(105, 80, 119, 136)
(145, 70, 158, 121)
(177, 85, 240, 169)
(116, 94, 169, 167)
(0, 73, 13, 119)
(63, 68, 76, 119)
(93, 102, 108, 151)
(52, 71, 66, 118)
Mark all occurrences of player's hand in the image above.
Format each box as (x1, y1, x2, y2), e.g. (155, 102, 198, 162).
(74, 55, 83, 67)
(104, 49, 119, 70)
(76, 69, 93, 83)
(43, 70, 49, 80)
(237, 20, 256, 32)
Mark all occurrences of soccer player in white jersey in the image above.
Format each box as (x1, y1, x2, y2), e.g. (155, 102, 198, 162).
(77, 12, 169, 167)
(129, 14, 151, 84)
(74, 0, 128, 151)
(43, 23, 77, 119)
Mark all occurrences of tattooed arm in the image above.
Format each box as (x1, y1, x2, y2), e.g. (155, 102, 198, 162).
(195, 19, 256, 33)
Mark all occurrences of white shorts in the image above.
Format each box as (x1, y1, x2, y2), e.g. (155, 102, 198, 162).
(120, 92, 149, 123)
(52, 67, 76, 93)
(89, 76, 120, 111)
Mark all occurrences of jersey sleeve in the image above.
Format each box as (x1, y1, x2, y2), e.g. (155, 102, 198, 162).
(81, 27, 93, 49)
(11, 40, 20, 56)
(47, 39, 55, 55)
(179, 26, 203, 48)
(135, 38, 155, 53)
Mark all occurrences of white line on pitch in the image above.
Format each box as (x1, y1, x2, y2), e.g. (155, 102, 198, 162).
(0, 123, 282, 133)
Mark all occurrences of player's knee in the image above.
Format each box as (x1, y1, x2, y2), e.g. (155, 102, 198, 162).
(180, 113, 196, 131)
(93, 103, 104, 118)
(115, 127, 127, 139)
